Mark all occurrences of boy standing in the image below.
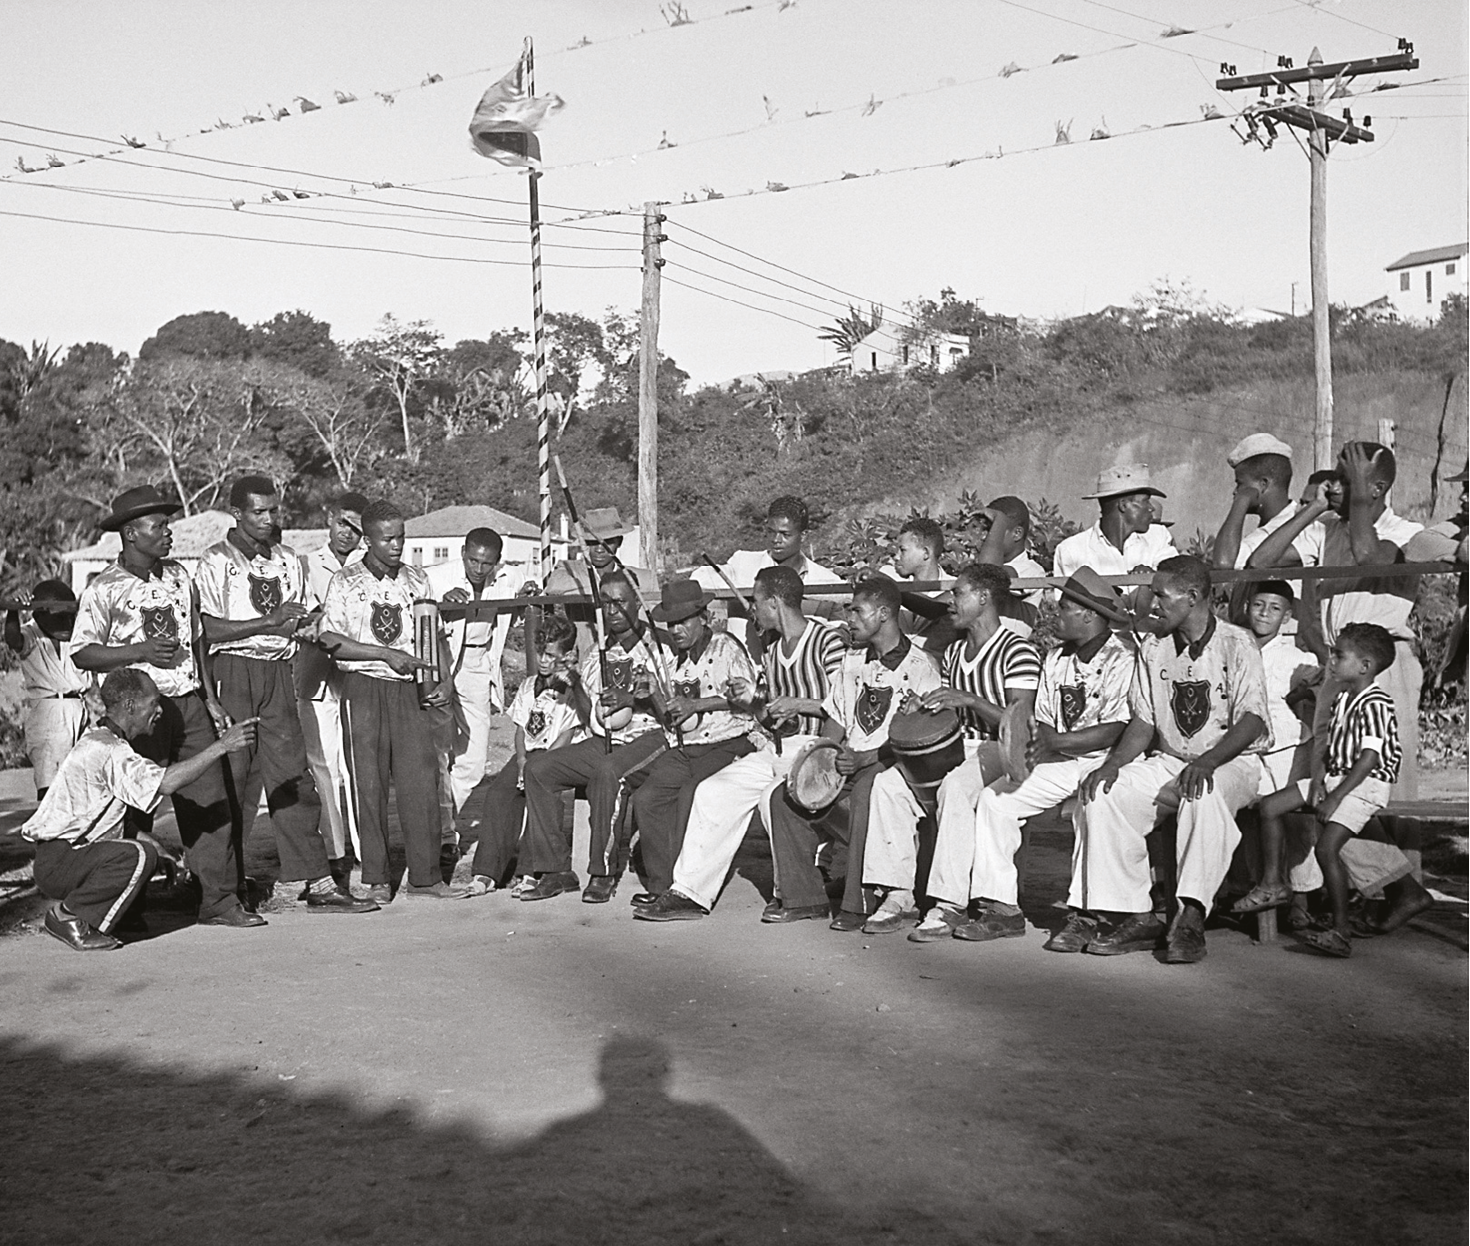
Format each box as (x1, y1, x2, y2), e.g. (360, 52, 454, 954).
(1252, 623, 1431, 956)
(5, 580, 91, 798)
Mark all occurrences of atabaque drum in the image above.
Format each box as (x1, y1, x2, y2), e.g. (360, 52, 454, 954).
(786, 738, 843, 813)
(888, 707, 964, 815)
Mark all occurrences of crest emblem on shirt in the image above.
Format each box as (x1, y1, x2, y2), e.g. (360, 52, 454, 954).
(370, 602, 403, 646)
(248, 572, 283, 617)
(141, 605, 178, 643)
(605, 655, 634, 692)
(672, 677, 704, 731)
(1170, 679, 1211, 739)
(1059, 684, 1087, 731)
(526, 708, 548, 738)
(855, 684, 894, 736)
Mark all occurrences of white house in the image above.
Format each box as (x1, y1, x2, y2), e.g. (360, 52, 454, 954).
(1385, 243, 1467, 321)
(848, 328, 970, 375)
(403, 504, 568, 572)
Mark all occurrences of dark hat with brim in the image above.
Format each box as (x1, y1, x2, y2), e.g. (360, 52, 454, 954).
(100, 485, 182, 532)
(650, 577, 709, 623)
(1057, 566, 1132, 624)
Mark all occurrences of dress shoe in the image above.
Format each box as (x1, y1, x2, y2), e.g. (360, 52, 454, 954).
(1084, 911, 1164, 956)
(629, 891, 659, 908)
(908, 904, 965, 943)
(761, 897, 783, 921)
(763, 903, 829, 924)
(401, 881, 471, 900)
(44, 905, 122, 951)
(634, 891, 709, 922)
(952, 910, 1026, 942)
(1164, 905, 1208, 964)
(1043, 911, 1098, 954)
(583, 875, 619, 904)
(365, 883, 393, 906)
(518, 871, 581, 902)
(199, 905, 268, 928)
(306, 887, 380, 914)
(829, 909, 867, 932)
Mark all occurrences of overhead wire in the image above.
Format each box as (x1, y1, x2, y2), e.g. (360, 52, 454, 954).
(662, 274, 827, 332)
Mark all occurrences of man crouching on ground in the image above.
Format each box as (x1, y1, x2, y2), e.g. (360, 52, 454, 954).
(22, 669, 257, 950)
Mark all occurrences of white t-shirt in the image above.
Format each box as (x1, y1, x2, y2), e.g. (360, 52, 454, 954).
(16, 619, 89, 703)
(426, 561, 516, 709)
(1052, 522, 1178, 579)
(21, 726, 164, 845)
(1258, 631, 1318, 760)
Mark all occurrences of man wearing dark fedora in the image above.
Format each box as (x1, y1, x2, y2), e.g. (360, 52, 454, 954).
(625, 578, 758, 908)
(71, 485, 261, 928)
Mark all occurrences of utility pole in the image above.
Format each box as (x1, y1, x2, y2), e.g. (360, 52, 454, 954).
(1378, 416, 1397, 505)
(1218, 42, 1418, 472)
(638, 203, 666, 573)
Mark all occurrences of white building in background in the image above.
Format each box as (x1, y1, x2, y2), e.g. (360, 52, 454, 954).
(1385, 243, 1467, 321)
(848, 327, 970, 375)
(403, 504, 568, 572)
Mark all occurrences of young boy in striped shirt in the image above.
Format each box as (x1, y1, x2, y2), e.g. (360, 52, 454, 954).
(1255, 622, 1430, 956)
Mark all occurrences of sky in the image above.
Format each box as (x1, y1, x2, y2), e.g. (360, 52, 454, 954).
(1, 0, 1466, 385)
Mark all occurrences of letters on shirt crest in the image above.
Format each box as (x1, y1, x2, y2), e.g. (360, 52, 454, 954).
(1170, 679, 1211, 739)
(1058, 684, 1087, 731)
(370, 602, 403, 646)
(141, 605, 179, 643)
(855, 683, 894, 736)
(248, 572, 283, 617)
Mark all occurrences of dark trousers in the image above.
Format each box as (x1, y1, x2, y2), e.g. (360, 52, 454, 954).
(215, 653, 329, 884)
(767, 760, 884, 914)
(467, 756, 526, 884)
(131, 691, 240, 920)
(33, 837, 158, 934)
(629, 735, 756, 895)
(340, 672, 440, 889)
(523, 731, 667, 877)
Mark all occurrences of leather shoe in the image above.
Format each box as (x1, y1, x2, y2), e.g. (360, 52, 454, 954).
(1084, 911, 1163, 956)
(629, 891, 659, 908)
(44, 905, 121, 951)
(1043, 911, 1098, 954)
(365, 883, 393, 905)
(829, 909, 866, 932)
(306, 887, 380, 914)
(401, 881, 471, 900)
(763, 903, 829, 924)
(1164, 905, 1208, 964)
(199, 905, 268, 929)
(582, 875, 619, 904)
(952, 910, 1026, 942)
(518, 871, 581, 902)
(634, 891, 709, 922)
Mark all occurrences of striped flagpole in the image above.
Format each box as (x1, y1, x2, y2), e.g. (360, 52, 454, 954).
(525, 36, 552, 585)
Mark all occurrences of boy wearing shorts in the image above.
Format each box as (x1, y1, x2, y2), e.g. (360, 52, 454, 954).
(1253, 622, 1430, 956)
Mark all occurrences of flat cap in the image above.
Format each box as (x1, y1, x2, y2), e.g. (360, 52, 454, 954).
(1227, 433, 1294, 468)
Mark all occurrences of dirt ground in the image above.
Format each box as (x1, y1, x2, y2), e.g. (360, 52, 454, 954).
(0, 728, 1465, 1246)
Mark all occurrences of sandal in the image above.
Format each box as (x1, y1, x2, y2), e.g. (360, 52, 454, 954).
(465, 875, 497, 897)
(1283, 906, 1323, 933)
(1232, 883, 1292, 914)
(1301, 928, 1352, 958)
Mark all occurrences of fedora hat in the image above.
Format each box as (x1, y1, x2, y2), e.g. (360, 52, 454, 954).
(99, 485, 183, 532)
(1082, 464, 1165, 500)
(1057, 566, 1132, 624)
(583, 506, 632, 540)
(786, 738, 843, 812)
(650, 577, 709, 623)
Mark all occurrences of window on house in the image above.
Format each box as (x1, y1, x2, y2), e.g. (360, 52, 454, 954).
(901, 345, 909, 364)
(1448, 262, 1457, 275)
(433, 546, 449, 561)
(1400, 272, 1411, 291)
(411, 549, 423, 566)
(1426, 270, 1433, 303)
(870, 351, 878, 370)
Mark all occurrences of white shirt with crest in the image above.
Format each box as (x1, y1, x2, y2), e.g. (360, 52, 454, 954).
(195, 536, 307, 662)
(508, 675, 583, 752)
(73, 561, 200, 698)
(823, 636, 942, 754)
(321, 560, 433, 682)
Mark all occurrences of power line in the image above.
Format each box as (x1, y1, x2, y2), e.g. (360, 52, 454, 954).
(663, 273, 827, 332)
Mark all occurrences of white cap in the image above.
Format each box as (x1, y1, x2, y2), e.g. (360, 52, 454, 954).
(1227, 433, 1294, 468)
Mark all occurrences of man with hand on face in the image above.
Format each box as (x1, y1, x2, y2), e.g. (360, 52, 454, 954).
(319, 501, 465, 903)
(428, 527, 520, 839)
(518, 571, 673, 903)
(975, 495, 1046, 635)
(763, 577, 941, 925)
(23, 669, 259, 949)
(195, 476, 374, 914)
(625, 578, 758, 907)
(296, 491, 367, 873)
(1075, 555, 1269, 964)
(72, 486, 257, 928)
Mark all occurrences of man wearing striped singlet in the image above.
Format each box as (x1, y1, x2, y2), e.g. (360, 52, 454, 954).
(635, 565, 845, 920)
(862, 563, 1041, 934)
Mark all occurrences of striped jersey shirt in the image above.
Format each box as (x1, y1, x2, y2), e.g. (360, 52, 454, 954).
(942, 627, 1042, 742)
(1325, 685, 1400, 783)
(762, 619, 846, 736)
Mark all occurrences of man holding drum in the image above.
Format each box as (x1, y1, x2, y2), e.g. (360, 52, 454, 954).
(913, 567, 1136, 943)
(862, 564, 1041, 934)
(763, 577, 940, 926)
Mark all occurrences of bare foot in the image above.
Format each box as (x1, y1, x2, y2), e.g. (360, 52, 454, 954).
(1373, 877, 1434, 933)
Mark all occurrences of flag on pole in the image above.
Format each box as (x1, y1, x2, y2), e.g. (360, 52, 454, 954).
(468, 53, 564, 165)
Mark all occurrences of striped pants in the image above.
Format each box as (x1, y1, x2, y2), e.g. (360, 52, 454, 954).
(32, 837, 157, 934)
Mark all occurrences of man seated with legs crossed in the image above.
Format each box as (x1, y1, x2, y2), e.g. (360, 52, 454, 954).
(1073, 555, 1270, 963)
(764, 577, 941, 925)
(913, 568, 1135, 944)
(23, 670, 257, 950)
(636, 565, 846, 921)
(863, 563, 1041, 934)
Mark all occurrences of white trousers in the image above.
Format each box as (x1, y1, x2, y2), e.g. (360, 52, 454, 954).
(25, 698, 86, 791)
(948, 755, 1107, 908)
(872, 743, 1003, 894)
(672, 736, 816, 910)
(445, 663, 497, 813)
(1072, 752, 1260, 914)
(298, 686, 359, 861)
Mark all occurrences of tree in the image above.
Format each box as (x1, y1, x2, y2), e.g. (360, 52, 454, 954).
(138, 311, 252, 362)
(818, 303, 884, 359)
(352, 314, 443, 464)
(250, 310, 339, 377)
(247, 361, 386, 489)
(542, 311, 603, 414)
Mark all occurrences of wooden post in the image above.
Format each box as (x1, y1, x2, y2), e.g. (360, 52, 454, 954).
(639, 203, 664, 573)
(1307, 47, 1334, 474)
(1378, 416, 1397, 505)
